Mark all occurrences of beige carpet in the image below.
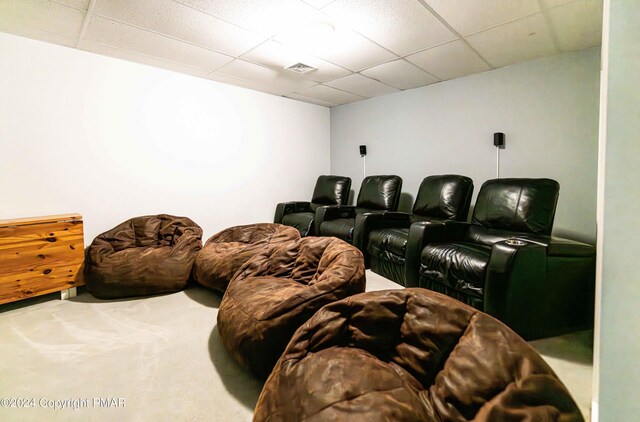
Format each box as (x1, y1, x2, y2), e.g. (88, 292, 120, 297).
(0, 271, 592, 421)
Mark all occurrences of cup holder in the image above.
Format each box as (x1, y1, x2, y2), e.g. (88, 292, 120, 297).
(505, 239, 527, 246)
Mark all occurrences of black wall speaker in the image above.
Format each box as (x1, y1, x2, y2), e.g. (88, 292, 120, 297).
(493, 132, 505, 149)
(359, 145, 367, 156)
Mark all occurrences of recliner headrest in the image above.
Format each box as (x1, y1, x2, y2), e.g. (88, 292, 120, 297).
(356, 175, 402, 211)
(311, 175, 352, 206)
(412, 175, 474, 220)
(472, 178, 559, 235)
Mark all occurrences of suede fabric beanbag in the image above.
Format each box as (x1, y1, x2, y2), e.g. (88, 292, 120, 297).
(254, 289, 584, 422)
(217, 236, 366, 379)
(192, 223, 300, 293)
(85, 214, 202, 299)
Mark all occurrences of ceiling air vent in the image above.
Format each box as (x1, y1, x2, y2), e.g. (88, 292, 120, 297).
(284, 63, 317, 74)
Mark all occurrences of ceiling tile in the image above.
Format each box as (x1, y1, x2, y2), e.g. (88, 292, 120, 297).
(360, 59, 439, 90)
(295, 85, 365, 105)
(78, 40, 213, 78)
(83, 16, 234, 72)
(301, 0, 337, 9)
(213, 59, 318, 94)
(325, 73, 399, 98)
(465, 13, 557, 68)
(275, 26, 396, 72)
(545, 0, 603, 52)
(56, 0, 91, 10)
(176, 0, 320, 37)
(240, 40, 351, 82)
(406, 39, 491, 80)
(284, 93, 337, 107)
(425, 0, 541, 36)
(92, 0, 265, 57)
(539, 0, 577, 8)
(323, 0, 456, 56)
(0, 0, 85, 42)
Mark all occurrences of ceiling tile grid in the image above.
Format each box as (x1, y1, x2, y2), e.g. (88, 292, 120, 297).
(325, 73, 400, 98)
(360, 59, 439, 90)
(0, 0, 603, 107)
(0, 0, 86, 47)
(80, 16, 235, 72)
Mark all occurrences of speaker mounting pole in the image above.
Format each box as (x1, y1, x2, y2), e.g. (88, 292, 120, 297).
(493, 133, 505, 178)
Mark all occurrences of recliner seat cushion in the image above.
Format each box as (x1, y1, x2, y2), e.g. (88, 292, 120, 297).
(85, 214, 203, 299)
(281, 212, 315, 237)
(420, 242, 490, 300)
(319, 218, 355, 242)
(368, 227, 409, 262)
(192, 223, 299, 292)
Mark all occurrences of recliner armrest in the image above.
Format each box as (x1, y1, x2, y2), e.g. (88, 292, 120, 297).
(513, 235, 595, 257)
(546, 236, 595, 257)
(314, 205, 356, 235)
(353, 212, 412, 259)
(485, 237, 595, 339)
(274, 201, 312, 223)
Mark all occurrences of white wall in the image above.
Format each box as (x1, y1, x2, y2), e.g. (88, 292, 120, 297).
(0, 33, 330, 242)
(331, 48, 600, 242)
(595, 0, 640, 419)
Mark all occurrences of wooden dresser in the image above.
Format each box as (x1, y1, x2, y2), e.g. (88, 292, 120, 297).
(0, 213, 85, 305)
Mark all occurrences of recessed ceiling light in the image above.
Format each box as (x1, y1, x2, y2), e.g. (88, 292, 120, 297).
(303, 21, 336, 46)
(305, 21, 335, 35)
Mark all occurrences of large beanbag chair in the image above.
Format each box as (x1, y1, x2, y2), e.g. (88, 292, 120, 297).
(254, 289, 584, 422)
(217, 236, 366, 379)
(192, 223, 300, 293)
(85, 214, 203, 299)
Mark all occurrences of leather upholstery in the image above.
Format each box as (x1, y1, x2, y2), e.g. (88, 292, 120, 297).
(85, 214, 202, 299)
(356, 175, 403, 211)
(317, 175, 402, 243)
(280, 212, 314, 237)
(368, 227, 410, 258)
(355, 175, 473, 286)
(410, 178, 596, 339)
(254, 289, 584, 422)
(318, 217, 355, 242)
(420, 242, 490, 307)
(217, 236, 365, 379)
(472, 178, 559, 234)
(192, 223, 300, 293)
(274, 175, 351, 236)
(310, 175, 351, 210)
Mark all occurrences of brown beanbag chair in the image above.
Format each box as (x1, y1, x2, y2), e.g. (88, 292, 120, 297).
(85, 214, 203, 299)
(217, 236, 366, 379)
(192, 223, 300, 292)
(254, 289, 584, 422)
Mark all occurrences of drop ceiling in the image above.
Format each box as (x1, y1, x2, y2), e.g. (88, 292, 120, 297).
(0, 0, 603, 107)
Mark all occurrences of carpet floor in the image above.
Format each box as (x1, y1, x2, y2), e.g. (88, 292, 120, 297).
(0, 271, 593, 421)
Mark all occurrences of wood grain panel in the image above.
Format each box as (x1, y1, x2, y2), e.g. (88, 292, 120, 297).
(0, 214, 85, 305)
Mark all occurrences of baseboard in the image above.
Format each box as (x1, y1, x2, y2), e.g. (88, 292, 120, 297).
(591, 400, 598, 422)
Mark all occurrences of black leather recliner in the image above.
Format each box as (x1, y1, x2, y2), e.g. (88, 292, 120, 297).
(353, 175, 473, 286)
(316, 175, 402, 244)
(274, 175, 351, 236)
(407, 178, 596, 340)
